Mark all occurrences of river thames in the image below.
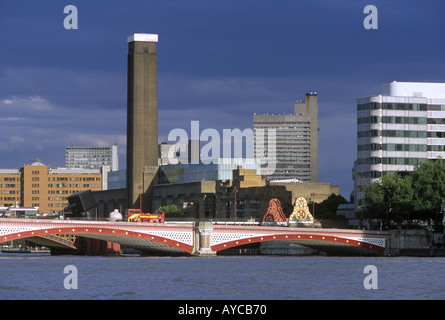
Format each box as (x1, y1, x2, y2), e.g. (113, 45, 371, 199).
(0, 254, 444, 300)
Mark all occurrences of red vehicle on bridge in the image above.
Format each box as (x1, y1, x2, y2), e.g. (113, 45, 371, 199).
(126, 209, 165, 223)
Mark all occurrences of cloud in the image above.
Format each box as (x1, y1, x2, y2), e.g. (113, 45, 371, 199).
(0, 95, 54, 116)
(68, 133, 126, 151)
(1, 67, 125, 111)
(0, 117, 22, 121)
(0, 92, 126, 169)
(10, 136, 25, 143)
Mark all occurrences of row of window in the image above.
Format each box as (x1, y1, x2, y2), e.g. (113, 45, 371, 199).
(1, 176, 100, 181)
(358, 116, 445, 125)
(429, 145, 445, 151)
(356, 171, 387, 179)
(2, 177, 18, 181)
(359, 103, 445, 114)
(358, 130, 428, 138)
(48, 184, 88, 188)
(356, 157, 426, 166)
(358, 116, 427, 125)
(0, 184, 101, 190)
(427, 118, 445, 124)
(428, 132, 445, 138)
(1, 190, 16, 194)
(0, 177, 100, 183)
(2, 184, 17, 188)
(275, 134, 311, 139)
(357, 102, 432, 111)
(50, 177, 99, 181)
(358, 143, 428, 152)
(0, 188, 100, 203)
(254, 121, 310, 125)
(357, 102, 428, 111)
(359, 129, 445, 139)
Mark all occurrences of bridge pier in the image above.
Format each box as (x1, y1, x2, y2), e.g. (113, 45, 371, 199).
(192, 221, 216, 256)
(85, 238, 121, 255)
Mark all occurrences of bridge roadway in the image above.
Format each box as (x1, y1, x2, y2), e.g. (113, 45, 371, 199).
(0, 218, 389, 256)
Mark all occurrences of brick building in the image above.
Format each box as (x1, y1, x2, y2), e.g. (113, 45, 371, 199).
(0, 161, 103, 214)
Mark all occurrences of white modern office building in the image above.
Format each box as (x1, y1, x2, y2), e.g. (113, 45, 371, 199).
(354, 81, 445, 210)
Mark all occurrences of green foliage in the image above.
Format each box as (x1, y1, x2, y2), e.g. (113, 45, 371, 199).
(361, 173, 413, 225)
(411, 159, 445, 220)
(311, 193, 349, 218)
(361, 158, 445, 228)
(155, 204, 183, 218)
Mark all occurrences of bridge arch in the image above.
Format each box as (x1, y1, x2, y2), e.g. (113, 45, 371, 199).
(210, 228, 387, 256)
(1, 226, 193, 255)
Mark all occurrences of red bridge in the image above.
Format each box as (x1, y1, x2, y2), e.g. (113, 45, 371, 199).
(0, 218, 389, 256)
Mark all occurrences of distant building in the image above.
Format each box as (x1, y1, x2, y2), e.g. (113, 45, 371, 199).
(108, 169, 126, 190)
(159, 140, 200, 166)
(65, 145, 118, 171)
(354, 81, 445, 210)
(253, 93, 319, 182)
(153, 166, 338, 220)
(0, 205, 39, 218)
(159, 158, 261, 184)
(0, 161, 104, 214)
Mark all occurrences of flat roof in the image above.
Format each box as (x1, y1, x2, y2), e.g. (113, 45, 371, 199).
(127, 33, 158, 43)
(383, 81, 445, 99)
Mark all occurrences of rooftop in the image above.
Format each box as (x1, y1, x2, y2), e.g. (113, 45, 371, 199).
(383, 81, 445, 99)
(127, 33, 158, 43)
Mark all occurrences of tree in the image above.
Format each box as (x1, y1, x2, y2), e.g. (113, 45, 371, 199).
(312, 193, 349, 218)
(359, 179, 386, 222)
(411, 158, 445, 226)
(155, 204, 184, 218)
(360, 158, 445, 230)
(360, 173, 413, 227)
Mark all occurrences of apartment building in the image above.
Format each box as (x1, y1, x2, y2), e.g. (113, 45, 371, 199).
(354, 81, 445, 209)
(253, 93, 319, 182)
(0, 161, 103, 214)
(65, 145, 118, 171)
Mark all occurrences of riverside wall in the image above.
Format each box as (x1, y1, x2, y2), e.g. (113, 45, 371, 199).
(386, 229, 445, 257)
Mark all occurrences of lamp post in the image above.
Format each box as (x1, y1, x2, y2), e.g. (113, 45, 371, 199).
(138, 184, 142, 212)
(311, 192, 315, 219)
(234, 187, 238, 224)
(62, 182, 66, 220)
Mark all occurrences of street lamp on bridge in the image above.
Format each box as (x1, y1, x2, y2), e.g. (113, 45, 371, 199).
(234, 187, 238, 224)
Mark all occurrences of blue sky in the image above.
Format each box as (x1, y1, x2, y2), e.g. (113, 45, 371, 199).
(1, 0, 444, 198)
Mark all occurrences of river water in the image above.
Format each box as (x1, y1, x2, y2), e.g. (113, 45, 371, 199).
(0, 254, 444, 300)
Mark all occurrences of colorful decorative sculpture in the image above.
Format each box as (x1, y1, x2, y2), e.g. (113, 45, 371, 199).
(262, 198, 287, 222)
(289, 197, 313, 223)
